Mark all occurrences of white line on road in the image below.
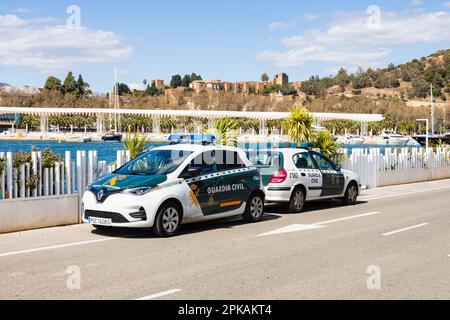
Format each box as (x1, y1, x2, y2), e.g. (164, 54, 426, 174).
(315, 212, 380, 226)
(136, 289, 182, 300)
(0, 238, 115, 258)
(257, 212, 380, 237)
(382, 223, 429, 236)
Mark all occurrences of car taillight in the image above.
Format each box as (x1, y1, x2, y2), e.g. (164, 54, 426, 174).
(269, 169, 288, 184)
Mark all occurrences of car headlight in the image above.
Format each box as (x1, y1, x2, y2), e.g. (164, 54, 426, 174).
(122, 187, 153, 196)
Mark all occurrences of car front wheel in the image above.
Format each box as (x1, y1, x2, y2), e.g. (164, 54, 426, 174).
(154, 202, 182, 237)
(342, 182, 358, 205)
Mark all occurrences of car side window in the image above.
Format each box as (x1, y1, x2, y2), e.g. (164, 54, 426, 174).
(216, 151, 245, 171)
(183, 151, 216, 177)
(311, 152, 336, 171)
(292, 153, 316, 170)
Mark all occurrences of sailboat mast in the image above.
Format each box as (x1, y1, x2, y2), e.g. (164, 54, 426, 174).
(114, 66, 118, 133)
(431, 84, 435, 135)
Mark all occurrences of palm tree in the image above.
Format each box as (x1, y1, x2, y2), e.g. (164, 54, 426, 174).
(123, 132, 148, 160)
(283, 106, 315, 143)
(212, 118, 238, 146)
(313, 131, 340, 158)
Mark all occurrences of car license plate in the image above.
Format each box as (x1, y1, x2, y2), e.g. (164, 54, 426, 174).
(88, 217, 112, 226)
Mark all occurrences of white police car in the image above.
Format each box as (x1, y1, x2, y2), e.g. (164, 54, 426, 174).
(82, 135, 265, 237)
(250, 147, 361, 213)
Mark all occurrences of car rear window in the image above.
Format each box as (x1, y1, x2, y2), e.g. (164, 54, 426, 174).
(248, 151, 284, 176)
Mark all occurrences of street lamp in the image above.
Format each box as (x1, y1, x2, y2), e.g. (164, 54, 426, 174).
(417, 119, 429, 150)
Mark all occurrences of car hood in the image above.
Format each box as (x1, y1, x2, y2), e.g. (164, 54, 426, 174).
(341, 169, 359, 179)
(90, 173, 168, 192)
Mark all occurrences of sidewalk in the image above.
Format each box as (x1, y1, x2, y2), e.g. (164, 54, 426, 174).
(359, 178, 450, 201)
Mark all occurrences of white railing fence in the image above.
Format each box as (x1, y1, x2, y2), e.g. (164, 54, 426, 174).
(340, 147, 450, 188)
(1, 147, 450, 200)
(0, 150, 130, 200)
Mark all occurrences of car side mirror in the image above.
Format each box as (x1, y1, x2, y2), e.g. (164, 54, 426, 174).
(181, 167, 202, 179)
(335, 165, 342, 172)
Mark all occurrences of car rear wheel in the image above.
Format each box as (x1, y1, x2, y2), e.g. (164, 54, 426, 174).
(288, 187, 305, 213)
(243, 193, 265, 223)
(154, 202, 182, 237)
(342, 182, 358, 205)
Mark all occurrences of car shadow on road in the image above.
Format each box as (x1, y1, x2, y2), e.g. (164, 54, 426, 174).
(90, 214, 281, 239)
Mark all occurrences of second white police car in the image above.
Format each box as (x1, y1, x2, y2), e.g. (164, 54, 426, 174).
(82, 135, 265, 237)
(250, 146, 361, 213)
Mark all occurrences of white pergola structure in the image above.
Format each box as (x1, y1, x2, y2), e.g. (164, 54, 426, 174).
(0, 107, 384, 135)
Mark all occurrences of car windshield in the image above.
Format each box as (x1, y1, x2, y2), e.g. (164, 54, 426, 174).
(117, 149, 192, 176)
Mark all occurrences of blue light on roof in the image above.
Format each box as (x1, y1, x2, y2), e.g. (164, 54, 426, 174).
(168, 134, 216, 145)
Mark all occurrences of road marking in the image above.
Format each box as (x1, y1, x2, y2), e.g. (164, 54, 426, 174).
(257, 224, 325, 237)
(382, 223, 429, 236)
(136, 289, 182, 300)
(315, 212, 380, 226)
(0, 238, 115, 258)
(361, 185, 450, 201)
(257, 212, 380, 237)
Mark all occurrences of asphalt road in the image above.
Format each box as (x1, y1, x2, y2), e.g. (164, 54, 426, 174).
(1, 179, 450, 300)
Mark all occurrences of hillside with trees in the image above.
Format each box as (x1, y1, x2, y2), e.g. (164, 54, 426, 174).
(1, 49, 449, 133)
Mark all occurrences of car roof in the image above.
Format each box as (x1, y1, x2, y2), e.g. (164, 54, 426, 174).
(152, 144, 246, 153)
(265, 148, 310, 155)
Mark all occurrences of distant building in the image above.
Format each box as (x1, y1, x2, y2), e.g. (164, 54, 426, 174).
(186, 73, 293, 95)
(153, 80, 165, 90)
(273, 73, 289, 86)
(190, 80, 207, 93)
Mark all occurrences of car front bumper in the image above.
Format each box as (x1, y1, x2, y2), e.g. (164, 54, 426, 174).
(81, 191, 158, 228)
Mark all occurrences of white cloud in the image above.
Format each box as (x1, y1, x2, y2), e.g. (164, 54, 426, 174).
(303, 13, 320, 21)
(0, 14, 132, 71)
(258, 10, 450, 70)
(12, 8, 31, 14)
(268, 20, 296, 31)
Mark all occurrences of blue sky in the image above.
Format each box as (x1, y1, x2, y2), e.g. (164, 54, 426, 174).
(1, 0, 450, 93)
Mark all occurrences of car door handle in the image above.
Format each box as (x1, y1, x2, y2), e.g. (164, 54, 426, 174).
(301, 173, 306, 177)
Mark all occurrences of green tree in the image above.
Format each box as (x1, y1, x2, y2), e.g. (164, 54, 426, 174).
(76, 74, 91, 98)
(283, 106, 315, 143)
(44, 76, 62, 91)
(62, 72, 77, 94)
(313, 131, 339, 158)
(212, 118, 238, 146)
(123, 132, 148, 160)
(190, 73, 202, 81)
(335, 68, 351, 90)
(117, 83, 130, 96)
(411, 80, 429, 98)
(170, 74, 182, 89)
(261, 73, 270, 82)
(181, 74, 191, 87)
(300, 76, 325, 97)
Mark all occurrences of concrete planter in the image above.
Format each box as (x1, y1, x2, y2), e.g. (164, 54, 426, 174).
(0, 195, 80, 234)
